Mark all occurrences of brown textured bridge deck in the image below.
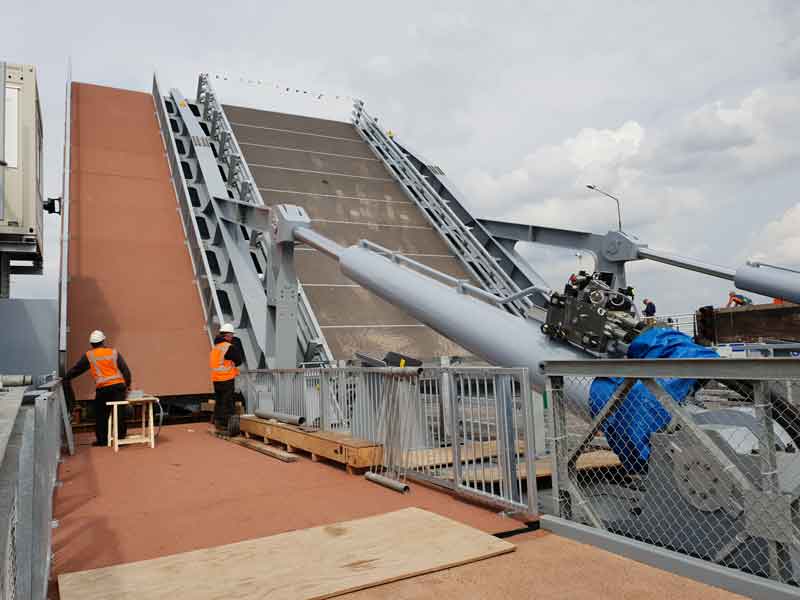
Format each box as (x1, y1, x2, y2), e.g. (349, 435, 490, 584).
(51, 425, 516, 590)
(50, 425, 742, 600)
(66, 83, 211, 400)
(224, 105, 469, 361)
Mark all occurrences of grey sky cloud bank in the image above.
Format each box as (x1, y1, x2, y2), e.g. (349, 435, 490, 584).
(3, 1, 798, 314)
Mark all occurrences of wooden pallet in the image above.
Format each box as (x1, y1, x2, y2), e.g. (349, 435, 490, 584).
(239, 416, 381, 474)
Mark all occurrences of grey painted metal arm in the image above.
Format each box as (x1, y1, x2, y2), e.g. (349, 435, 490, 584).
(286, 207, 589, 391)
(734, 262, 800, 304)
(480, 217, 800, 304)
(640, 248, 800, 303)
(637, 247, 736, 280)
(479, 219, 640, 288)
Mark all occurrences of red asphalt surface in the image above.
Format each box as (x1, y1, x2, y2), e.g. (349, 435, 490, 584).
(51, 425, 515, 582)
(50, 425, 744, 600)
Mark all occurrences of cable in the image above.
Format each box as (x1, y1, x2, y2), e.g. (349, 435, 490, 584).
(154, 398, 164, 439)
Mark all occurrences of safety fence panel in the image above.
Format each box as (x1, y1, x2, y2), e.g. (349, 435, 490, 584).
(0, 380, 68, 600)
(241, 367, 538, 514)
(544, 360, 800, 590)
(397, 368, 537, 514)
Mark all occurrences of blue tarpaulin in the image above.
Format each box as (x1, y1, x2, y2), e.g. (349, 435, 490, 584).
(589, 327, 718, 472)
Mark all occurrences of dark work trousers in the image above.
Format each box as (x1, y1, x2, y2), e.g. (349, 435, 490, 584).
(95, 383, 128, 444)
(213, 379, 236, 430)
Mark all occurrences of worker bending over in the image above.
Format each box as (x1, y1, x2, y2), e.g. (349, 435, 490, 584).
(64, 330, 132, 447)
(210, 323, 244, 433)
(726, 290, 753, 308)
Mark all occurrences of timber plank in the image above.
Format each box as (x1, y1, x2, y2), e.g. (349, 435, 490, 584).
(230, 437, 298, 462)
(58, 508, 514, 600)
(434, 450, 620, 482)
(239, 416, 381, 469)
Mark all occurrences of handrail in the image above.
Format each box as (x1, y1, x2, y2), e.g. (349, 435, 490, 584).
(352, 102, 535, 317)
(195, 75, 334, 365)
(152, 73, 224, 336)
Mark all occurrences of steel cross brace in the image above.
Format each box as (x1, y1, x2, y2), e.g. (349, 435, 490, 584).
(212, 197, 311, 369)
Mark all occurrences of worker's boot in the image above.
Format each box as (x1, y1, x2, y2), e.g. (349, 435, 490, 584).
(226, 415, 240, 437)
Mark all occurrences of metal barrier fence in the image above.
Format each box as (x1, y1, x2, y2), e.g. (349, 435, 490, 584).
(242, 367, 539, 514)
(0, 379, 71, 600)
(661, 312, 698, 337)
(543, 358, 800, 593)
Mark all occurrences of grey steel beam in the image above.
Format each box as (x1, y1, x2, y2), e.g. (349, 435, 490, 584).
(58, 63, 72, 372)
(540, 358, 800, 380)
(479, 219, 642, 289)
(170, 88, 271, 366)
(197, 74, 333, 366)
(637, 246, 736, 280)
(211, 198, 311, 369)
(152, 74, 223, 340)
(0, 60, 6, 221)
(212, 196, 272, 232)
(293, 226, 344, 260)
(540, 516, 800, 600)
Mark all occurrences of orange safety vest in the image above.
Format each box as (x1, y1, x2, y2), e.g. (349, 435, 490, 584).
(210, 342, 239, 382)
(86, 347, 125, 388)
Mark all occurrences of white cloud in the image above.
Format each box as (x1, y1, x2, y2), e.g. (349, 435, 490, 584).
(749, 203, 800, 267)
(3, 0, 798, 316)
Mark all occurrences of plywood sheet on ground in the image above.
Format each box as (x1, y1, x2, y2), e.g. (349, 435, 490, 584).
(66, 83, 210, 399)
(58, 508, 514, 600)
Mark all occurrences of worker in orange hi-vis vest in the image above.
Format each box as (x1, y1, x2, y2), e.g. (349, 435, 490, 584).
(63, 330, 132, 447)
(210, 323, 244, 434)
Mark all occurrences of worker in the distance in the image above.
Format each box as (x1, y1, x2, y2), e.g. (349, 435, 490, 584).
(63, 330, 132, 447)
(210, 323, 244, 434)
(726, 290, 753, 308)
(642, 298, 657, 324)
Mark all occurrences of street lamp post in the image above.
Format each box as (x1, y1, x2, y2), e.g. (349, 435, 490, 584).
(586, 184, 623, 232)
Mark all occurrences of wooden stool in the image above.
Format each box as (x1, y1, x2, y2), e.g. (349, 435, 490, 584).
(107, 396, 158, 453)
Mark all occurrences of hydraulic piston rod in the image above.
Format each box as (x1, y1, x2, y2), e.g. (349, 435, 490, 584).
(293, 223, 587, 391)
(639, 247, 800, 304)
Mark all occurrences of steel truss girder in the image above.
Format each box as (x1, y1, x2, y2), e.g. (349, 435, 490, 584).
(351, 102, 547, 316)
(195, 74, 333, 366)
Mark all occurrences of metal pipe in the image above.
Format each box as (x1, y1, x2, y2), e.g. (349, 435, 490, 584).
(0, 375, 32, 387)
(365, 471, 410, 494)
(358, 239, 502, 304)
(336, 245, 587, 392)
(254, 409, 305, 426)
(637, 247, 736, 280)
(294, 227, 344, 260)
(735, 263, 800, 304)
(640, 248, 800, 303)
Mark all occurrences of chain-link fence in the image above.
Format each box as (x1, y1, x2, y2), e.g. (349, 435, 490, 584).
(0, 379, 70, 600)
(242, 366, 539, 514)
(543, 358, 800, 589)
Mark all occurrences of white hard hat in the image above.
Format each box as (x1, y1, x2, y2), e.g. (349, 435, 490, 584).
(219, 323, 235, 334)
(89, 330, 106, 344)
